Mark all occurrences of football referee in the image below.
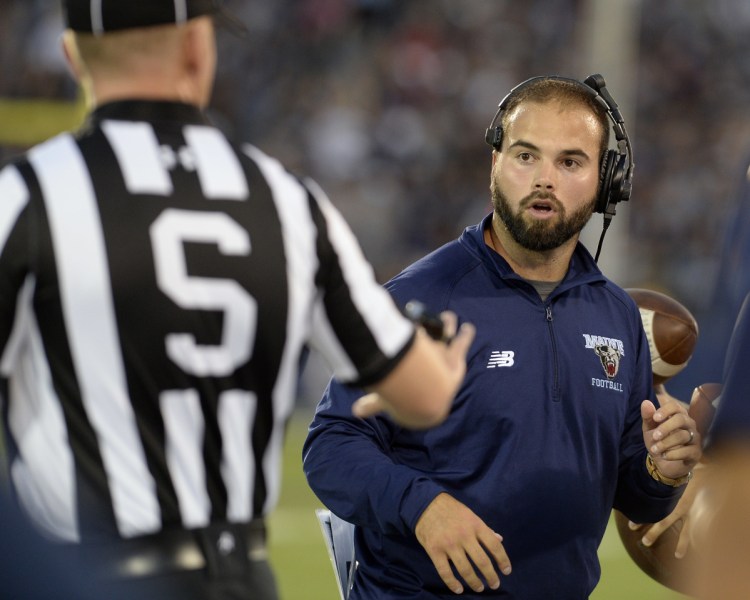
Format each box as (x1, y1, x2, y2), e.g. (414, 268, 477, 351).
(0, 2, 474, 599)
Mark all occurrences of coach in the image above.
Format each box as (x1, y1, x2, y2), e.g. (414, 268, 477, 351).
(303, 75, 701, 599)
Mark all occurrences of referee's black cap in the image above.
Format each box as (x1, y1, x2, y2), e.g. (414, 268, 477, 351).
(63, 0, 246, 36)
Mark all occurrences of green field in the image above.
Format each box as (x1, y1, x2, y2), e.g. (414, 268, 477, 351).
(269, 413, 692, 600)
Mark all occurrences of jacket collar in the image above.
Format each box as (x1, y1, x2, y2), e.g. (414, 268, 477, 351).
(459, 212, 607, 289)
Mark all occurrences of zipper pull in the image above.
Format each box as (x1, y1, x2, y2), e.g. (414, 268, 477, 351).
(546, 306, 553, 321)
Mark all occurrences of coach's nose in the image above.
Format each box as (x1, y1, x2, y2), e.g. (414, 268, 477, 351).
(534, 161, 555, 192)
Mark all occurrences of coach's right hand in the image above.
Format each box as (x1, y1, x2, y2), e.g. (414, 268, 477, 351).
(415, 492, 511, 594)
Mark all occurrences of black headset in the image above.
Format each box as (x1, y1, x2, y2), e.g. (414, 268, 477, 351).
(484, 74, 635, 260)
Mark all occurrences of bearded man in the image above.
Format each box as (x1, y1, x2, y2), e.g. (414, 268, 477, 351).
(302, 75, 700, 600)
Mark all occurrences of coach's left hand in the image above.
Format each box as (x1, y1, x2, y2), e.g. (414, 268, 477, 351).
(642, 397, 702, 481)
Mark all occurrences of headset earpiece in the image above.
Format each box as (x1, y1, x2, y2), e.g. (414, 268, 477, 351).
(598, 149, 632, 216)
(597, 149, 616, 214)
(485, 102, 506, 150)
(485, 126, 503, 150)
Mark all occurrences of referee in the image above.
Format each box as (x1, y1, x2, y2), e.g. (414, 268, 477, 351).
(0, 2, 474, 599)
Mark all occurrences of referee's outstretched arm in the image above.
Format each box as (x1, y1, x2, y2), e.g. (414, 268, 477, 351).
(354, 315, 475, 428)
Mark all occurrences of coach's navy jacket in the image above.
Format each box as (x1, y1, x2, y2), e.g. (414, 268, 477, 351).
(303, 213, 682, 599)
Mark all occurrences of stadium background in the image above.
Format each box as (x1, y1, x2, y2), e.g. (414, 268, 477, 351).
(2, 1, 749, 598)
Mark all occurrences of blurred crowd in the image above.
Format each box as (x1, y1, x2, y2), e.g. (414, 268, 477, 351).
(209, 0, 585, 280)
(634, 0, 750, 305)
(2, 0, 750, 397)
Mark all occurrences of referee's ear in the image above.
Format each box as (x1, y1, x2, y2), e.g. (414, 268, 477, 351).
(180, 17, 217, 109)
(61, 30, 85, 85)
(61, 30, 94, 106)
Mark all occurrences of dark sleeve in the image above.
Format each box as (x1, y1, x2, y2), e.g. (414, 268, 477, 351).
(302, 378, 446, 535)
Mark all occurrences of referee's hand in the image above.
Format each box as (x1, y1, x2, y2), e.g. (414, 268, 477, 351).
(352, 311, 475, 427)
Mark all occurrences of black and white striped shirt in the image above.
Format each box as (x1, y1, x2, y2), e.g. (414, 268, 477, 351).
(0, 100, 413, 543)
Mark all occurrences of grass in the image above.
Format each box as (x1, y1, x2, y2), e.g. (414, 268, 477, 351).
(269, 412, 692, 600)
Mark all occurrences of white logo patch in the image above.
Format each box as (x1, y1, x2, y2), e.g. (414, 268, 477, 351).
(583, 333, 626, 385)
(486, 350, 515, 368)
(582, 334, 625, 356)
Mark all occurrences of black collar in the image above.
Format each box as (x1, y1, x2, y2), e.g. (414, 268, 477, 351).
(86, 100, 211, 128)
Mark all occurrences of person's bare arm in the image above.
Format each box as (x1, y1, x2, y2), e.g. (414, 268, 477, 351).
(353, 312, 475, 429)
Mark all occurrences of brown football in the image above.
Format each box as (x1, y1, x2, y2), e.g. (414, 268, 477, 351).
(625, 288, 699, 385)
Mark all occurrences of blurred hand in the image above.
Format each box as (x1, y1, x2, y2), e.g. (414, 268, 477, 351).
(627, 465, 709, 558)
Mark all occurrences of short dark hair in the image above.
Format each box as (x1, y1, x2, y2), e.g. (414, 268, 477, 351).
(500, 78, 611, 160)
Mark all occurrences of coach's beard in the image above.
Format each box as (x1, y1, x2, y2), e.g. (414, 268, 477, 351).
(491, 183, 596, 252)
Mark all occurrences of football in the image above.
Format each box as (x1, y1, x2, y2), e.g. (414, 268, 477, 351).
(625, 288, 699, 385)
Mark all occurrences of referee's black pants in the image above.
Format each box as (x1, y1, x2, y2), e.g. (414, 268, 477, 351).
(77, 520, 279, 600)
(99, 559, 279, 600)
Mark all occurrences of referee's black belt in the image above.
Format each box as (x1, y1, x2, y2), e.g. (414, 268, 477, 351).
(82, 519, 267, 579)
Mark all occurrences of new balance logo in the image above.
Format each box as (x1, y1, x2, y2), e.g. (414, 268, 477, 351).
(486, 350, 515, 368)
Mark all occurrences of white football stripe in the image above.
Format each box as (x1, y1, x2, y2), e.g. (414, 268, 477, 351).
(639, 308, 659, 364)
(652, 357, 687, 378)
